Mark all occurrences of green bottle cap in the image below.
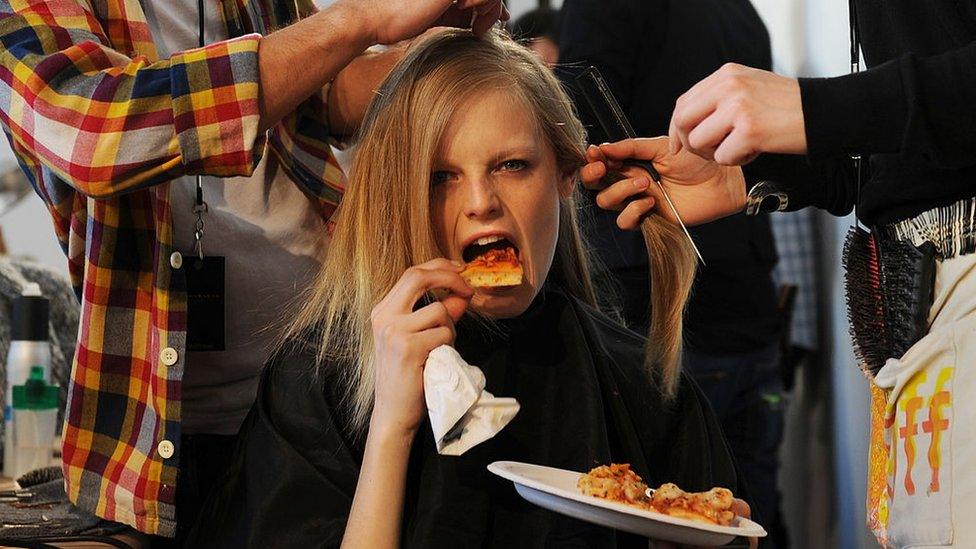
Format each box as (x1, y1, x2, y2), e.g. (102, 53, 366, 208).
(12, 366, 58, 410)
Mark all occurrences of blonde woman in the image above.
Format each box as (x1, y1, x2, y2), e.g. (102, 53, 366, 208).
(191, 30, 746, 548)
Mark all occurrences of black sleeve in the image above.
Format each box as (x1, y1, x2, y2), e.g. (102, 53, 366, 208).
(800, 43, 976, 167)
(743, 153, 860, 216)
(187, 347, 361, 548)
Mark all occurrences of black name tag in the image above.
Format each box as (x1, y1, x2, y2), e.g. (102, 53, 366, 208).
(185, 256, 225, 352)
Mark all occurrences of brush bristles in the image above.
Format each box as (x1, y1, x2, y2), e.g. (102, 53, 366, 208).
(843, 227, 889, 378)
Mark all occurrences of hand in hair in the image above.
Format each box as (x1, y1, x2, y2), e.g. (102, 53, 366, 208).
(581, 137, 747, 230)
(342, 0, 509, 46)
(368, 259, 473, 437)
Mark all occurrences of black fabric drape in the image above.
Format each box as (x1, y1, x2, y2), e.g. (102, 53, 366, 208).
(189, 285, 743, 548)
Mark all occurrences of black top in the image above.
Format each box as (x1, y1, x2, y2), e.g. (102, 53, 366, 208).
(558, 0, 781, 354)
(750, 0, 976, 225)
(189, 285, 743, 548)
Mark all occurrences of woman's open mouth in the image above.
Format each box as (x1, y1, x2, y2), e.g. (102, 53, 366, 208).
(460, 235, 524, 288)
(462, 235, 520, 263)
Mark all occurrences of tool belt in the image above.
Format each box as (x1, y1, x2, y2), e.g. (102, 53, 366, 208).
(843, 198, 976, 378)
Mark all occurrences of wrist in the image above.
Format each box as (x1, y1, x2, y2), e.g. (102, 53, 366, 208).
(327, 1, 379, 50)
(367, 414, 420, 449)
(726, 166, 748, 212)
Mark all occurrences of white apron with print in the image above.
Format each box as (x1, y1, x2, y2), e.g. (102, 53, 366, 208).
(867, 253, 976, 547)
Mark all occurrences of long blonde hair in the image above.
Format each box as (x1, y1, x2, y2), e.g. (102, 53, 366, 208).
(283, 29, 694, 432)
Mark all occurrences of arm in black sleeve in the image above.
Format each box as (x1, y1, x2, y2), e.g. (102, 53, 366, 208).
(800, 42, 976, 167)
(743, 153, 860, 216)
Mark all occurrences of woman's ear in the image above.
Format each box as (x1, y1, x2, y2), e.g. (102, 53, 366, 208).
(557, 172, 576, 199)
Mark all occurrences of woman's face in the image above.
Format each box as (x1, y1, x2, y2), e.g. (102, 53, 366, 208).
(430, 89, 572, 318)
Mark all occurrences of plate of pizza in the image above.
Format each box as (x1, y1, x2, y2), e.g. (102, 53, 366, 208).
(487, 461, 766, 546)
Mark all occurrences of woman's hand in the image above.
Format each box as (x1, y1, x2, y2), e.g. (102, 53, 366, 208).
(580, 137, 747, 230)
(368, 258, 473, 438)
(346, 260, 471, 549)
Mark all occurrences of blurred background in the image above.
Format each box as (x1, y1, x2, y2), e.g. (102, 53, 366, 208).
(0, 0, 870, 546)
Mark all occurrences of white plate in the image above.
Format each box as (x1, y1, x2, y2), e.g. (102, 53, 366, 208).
(487, 461, 767, 546)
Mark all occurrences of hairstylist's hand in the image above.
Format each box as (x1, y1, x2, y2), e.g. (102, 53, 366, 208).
(669, 63, 805, 165)
(369, 259, 473, 437)
(581, 137, 747, 230)
(649, 499, 757, 549)
(342, 0, 508, 46)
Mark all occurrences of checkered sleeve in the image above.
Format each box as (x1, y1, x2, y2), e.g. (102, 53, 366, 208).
(0, 0, 264, 200)
(267, 85, 345, 217)
(257, 0, 345, 215)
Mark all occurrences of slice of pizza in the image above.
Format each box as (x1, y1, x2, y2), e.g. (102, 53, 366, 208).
(460, 246, 523, 288)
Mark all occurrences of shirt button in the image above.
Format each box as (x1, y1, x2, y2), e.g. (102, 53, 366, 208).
(160, 347, 179, 366)
(169, 252, 183, 269)
(157, 440, 175, 459)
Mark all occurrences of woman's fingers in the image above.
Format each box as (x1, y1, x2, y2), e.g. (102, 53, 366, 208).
(616, 197, 657, 230)
(402, 301, 457, 336)
(594, 176, 651, 212)
(413, 325, 456, 353)
(378, 260, 472, 315)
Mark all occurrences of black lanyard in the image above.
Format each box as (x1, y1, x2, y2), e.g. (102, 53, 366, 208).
(849, 0, 865, 226)
(193, 0, 208, 260)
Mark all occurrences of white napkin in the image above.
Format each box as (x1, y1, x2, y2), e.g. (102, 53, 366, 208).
(424, 345, 520, 456)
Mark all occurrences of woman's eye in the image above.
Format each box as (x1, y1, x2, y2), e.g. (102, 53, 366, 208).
(498, 159, 528, 172)
(431, 171, 454, 186)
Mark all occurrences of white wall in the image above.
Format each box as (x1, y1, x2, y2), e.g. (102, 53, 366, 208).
(0, 150, 66, 273)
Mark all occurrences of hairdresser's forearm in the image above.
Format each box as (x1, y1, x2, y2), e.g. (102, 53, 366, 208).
(328, 46, 407, 138)
(258, 3, 372, 133)
(342, 422, 414, 549)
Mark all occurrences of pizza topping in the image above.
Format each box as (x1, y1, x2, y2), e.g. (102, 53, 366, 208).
(462, 235, 519, 263)
(464, 247, 519, 268)
(577, 464, 650, 507)
(578, 464, 737, 526)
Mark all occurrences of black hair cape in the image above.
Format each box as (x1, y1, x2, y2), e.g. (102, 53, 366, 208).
(188, 285, 745, 548)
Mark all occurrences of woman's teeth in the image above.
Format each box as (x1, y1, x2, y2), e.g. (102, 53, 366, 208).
(475, 235, 505, 246)
(462, 236, 519, 263)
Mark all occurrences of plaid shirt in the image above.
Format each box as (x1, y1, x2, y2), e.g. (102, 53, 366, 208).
(0, 0, 343, 536)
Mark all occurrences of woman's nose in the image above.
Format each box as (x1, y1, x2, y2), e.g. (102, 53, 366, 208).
(463, 177, 501, 220)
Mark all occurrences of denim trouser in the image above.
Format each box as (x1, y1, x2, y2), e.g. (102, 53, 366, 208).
(683, 342, 785, 547)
